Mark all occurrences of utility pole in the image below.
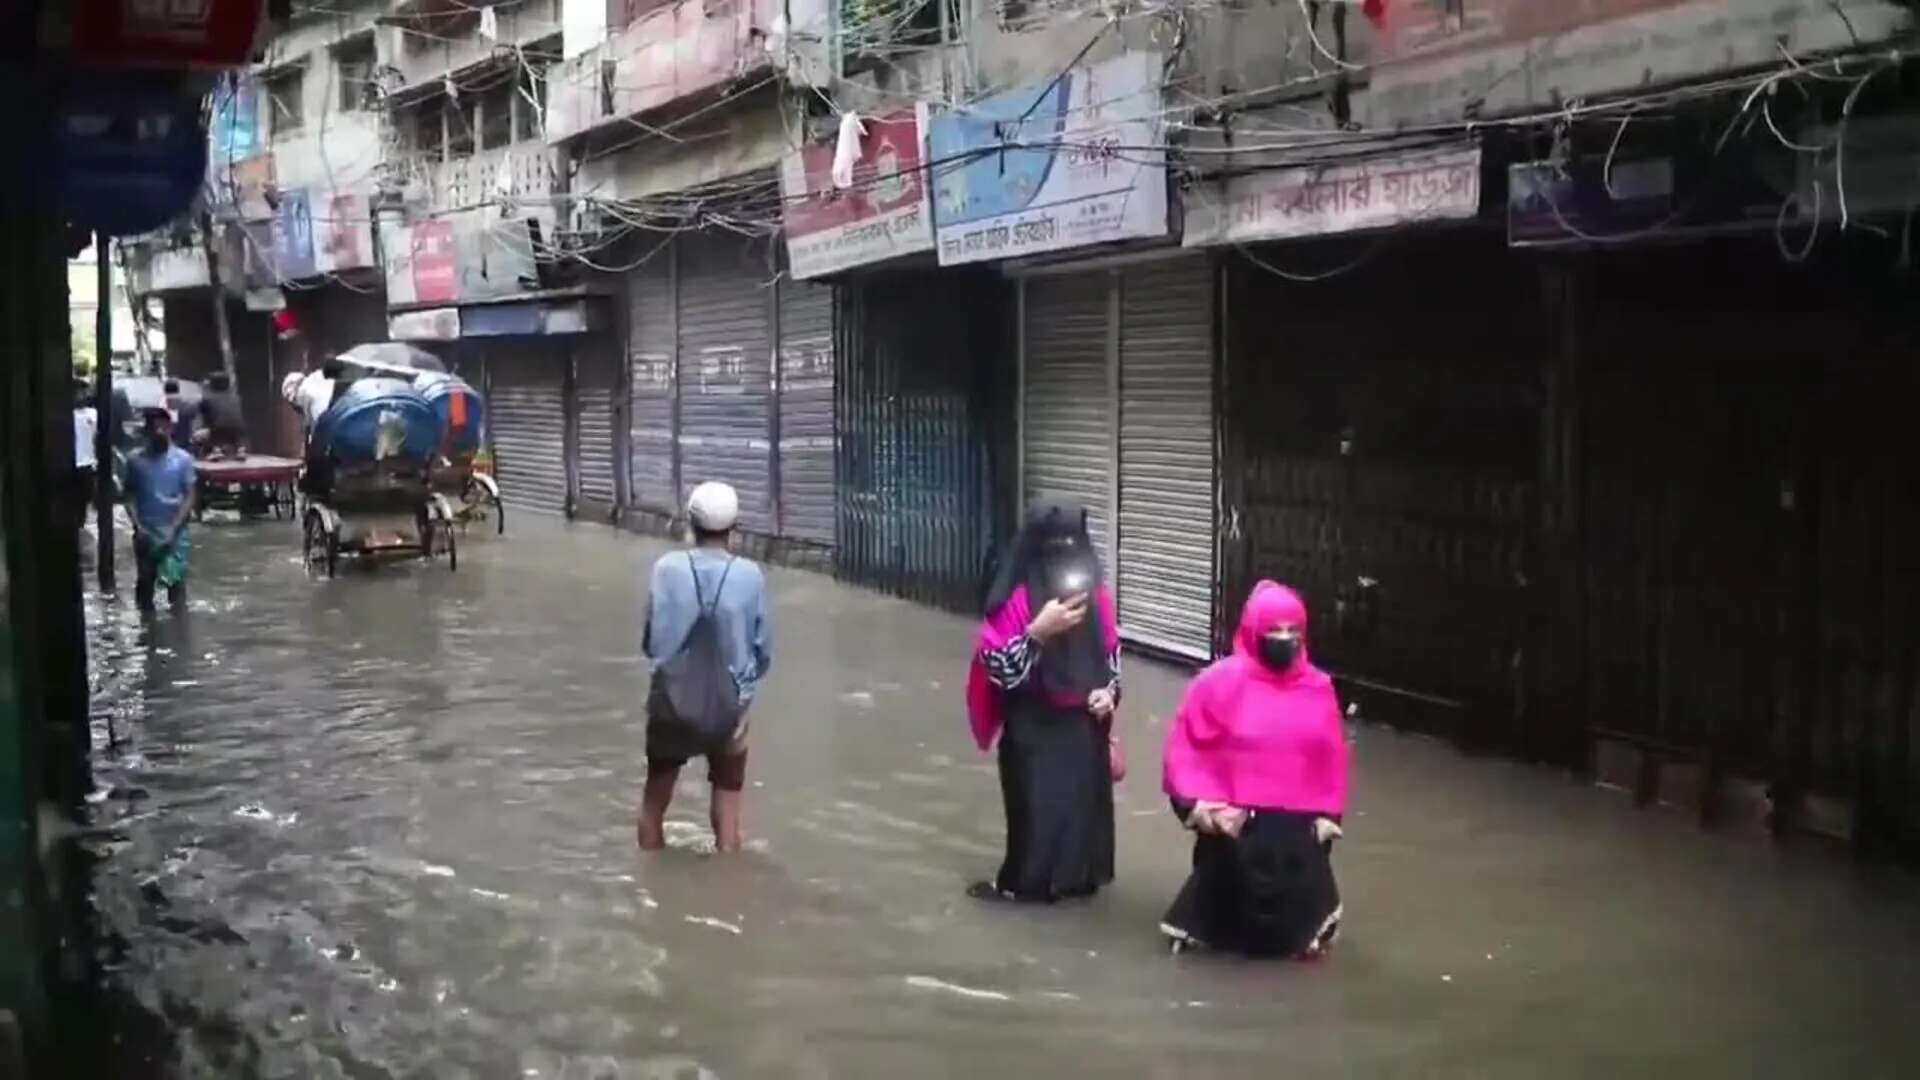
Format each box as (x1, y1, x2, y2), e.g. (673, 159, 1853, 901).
(92, 232, 115, 591)
(199, 210, 238, 381)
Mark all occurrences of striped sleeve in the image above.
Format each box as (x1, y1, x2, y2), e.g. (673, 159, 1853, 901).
(981, 634, 1038, 691)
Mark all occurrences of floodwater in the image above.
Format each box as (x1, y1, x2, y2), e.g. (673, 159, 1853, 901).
(79, 515, 1920, 1078)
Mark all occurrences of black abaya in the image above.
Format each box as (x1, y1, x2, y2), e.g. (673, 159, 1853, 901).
(995, 692, 1115, 900)
(1161, 809, 1340, 957)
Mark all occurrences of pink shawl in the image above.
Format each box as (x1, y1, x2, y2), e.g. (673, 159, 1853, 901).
(965, 584, 1119, 751)
(1162, 582, 1349, 815)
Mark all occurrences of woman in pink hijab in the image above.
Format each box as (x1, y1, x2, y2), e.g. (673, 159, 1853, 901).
(1160, 581, 1349, 957)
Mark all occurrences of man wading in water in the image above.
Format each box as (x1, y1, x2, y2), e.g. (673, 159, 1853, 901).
(638, 482, 773, 853)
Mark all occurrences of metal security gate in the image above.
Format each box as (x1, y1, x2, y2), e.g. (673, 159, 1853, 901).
(576, 336, 619, 517)
(836, 269, 1018, 612)
(778, 274, 834, 545)
(1117, 259, 1216, 659)
(487, 347, 569, 517)
(1220, 233, 1544, 743)
(677, 236, 773, 532)
(1022, 273, 1114, 572)
(627, 252, 676, 515)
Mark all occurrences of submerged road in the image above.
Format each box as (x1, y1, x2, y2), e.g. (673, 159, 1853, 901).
(81, 514, 1920, 1078)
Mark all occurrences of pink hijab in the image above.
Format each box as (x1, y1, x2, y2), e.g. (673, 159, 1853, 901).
(1162, 582, 1349, 815)
(965, 584, 1120, 751)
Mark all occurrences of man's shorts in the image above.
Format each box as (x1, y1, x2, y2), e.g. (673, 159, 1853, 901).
(646, 673, 748, 791)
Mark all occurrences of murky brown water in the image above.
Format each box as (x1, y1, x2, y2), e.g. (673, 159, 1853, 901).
(79, 513, 1920, 1078)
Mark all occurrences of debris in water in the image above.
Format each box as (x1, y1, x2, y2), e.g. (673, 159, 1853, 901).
(905, 976, 1010, 1002)
(684, 915, 742, 935)
(1441, 974, 1453, 983)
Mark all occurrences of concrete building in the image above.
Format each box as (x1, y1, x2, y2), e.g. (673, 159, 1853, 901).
(120, 0, 1920, 854)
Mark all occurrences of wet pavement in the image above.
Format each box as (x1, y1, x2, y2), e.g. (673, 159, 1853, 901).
(79, 513, 1920, 1079)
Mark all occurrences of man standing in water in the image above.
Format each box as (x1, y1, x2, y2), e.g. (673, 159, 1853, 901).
(123, 408, 196, 612)
(638, 482, 773, 853)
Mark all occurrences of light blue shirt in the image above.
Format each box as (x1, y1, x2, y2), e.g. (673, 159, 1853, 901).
(124, 444, 196, 535)
(644, 547, 773, 705)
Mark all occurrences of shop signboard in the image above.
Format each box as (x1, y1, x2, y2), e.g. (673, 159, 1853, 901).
(412, 219, 457, 304)
(1183, 145, 1482, 246)
(781, 105, 934, 279)
(382, 221, 418, 307)
(272, 187, 315, 281)
(319, 193, 374, 273)
(928, 50, 1167, 266)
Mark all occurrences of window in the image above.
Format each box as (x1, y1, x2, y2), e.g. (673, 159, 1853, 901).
(407, 98, 443, 162)
(264, 66, 306, 138)
(479, 79, 513, 151)
(446, 96, 476, 159)
(335, 36, 375, 113)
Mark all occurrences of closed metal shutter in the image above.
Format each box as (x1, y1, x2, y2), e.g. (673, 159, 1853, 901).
(677, 236, 773, 532)
(777, 274, 834, 544)
(489, 348, 569, 517)
(628, 252, 677, 514)
(576, 336, 619, 511)
(1022, 273, 1114, 573)
(1117, 259, 1216, 659)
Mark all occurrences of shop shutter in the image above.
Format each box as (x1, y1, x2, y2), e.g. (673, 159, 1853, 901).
(777, 274, 835, 545)
(576, 336, 619, 512)
(628, 252, 677, 514)
(1022, 273, 1114, 573)
(1117, 259, 1216, 659)
(677, 236, 773, 532)
(488, 349, 569, 517)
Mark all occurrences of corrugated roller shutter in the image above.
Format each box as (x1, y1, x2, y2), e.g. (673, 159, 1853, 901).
(677, 236, 773, 532)
(1118, 259, 1216, 659)
(1023, 273, 1114, 572)
(628, 253, 677, 513)
(489, 349, 569, 517)
(778, 274, 835, 544)
(577, 337, 619, 509)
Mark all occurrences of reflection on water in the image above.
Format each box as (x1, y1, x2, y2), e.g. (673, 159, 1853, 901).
(80, 516, 1920, 1079)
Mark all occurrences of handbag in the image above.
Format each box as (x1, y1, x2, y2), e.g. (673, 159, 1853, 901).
(1107, 729, 1127, 783)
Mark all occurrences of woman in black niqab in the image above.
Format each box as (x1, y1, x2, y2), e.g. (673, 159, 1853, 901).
(967, 498, 1121, 902)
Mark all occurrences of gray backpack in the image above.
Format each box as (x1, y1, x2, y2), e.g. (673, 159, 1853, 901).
(657, 553, 744, 745)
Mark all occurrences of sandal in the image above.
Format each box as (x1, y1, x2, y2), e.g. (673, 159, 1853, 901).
(965, 880, 1014, 903)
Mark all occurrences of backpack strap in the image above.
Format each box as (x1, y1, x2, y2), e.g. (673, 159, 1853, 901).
(708, 557, 737, 616)
(687, 551, 738, 617)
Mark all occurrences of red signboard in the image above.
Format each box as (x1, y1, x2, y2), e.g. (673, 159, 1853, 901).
(411, 219, 457, 304)
(72, 0, 264, 69)
(779, 108, 934, 279)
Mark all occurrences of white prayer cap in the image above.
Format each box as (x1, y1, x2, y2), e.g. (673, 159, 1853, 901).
(687, 481, 739, 533)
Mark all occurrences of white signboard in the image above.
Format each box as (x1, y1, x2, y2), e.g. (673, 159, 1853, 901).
(1183, 147, 1482, 247)
(929, 50, 1168, 266)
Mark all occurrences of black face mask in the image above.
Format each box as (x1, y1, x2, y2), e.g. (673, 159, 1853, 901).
(146, 434, 170, 453)
(1257, 634, 1300, 672)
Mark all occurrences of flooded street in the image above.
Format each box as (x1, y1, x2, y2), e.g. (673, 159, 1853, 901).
(81, 515, 1920, 1079)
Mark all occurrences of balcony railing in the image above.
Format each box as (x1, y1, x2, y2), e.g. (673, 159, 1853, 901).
(545, 0, 780, 144)
(406, 143, 560, 214)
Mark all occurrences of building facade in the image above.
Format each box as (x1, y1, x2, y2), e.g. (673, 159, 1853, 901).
(123, 0, 1920, 853)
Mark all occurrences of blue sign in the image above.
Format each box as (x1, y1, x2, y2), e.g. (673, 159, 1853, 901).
(49, 72, 207, 236)
(210, 76, 259, 162)
(925, 51, 1168, 265)
(272, 188, 315, 281)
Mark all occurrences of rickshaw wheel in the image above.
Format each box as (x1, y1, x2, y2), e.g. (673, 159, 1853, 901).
(303, 509, 337, 579)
